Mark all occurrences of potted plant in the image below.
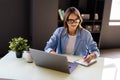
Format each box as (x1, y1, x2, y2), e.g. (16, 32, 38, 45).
(9, 37, 30, 58)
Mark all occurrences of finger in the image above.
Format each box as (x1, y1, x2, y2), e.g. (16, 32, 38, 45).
(83, 55, 91, 63)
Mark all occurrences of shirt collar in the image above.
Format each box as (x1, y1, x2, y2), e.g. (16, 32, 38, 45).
(61, 27, 83, 38)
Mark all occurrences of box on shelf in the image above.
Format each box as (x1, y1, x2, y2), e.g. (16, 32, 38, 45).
(85, 25, 93, 32)
(81, 14, 90, 20)
(93, 25, 100, 32)
(94, 13, 99, 20)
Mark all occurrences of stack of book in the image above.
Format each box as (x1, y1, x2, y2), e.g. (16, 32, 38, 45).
(58, 9, 64, 21)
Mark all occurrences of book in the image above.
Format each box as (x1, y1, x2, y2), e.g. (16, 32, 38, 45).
(58, 9, 64, 21)
(61, 10, 64, 19)
(75, 59, 97, 67)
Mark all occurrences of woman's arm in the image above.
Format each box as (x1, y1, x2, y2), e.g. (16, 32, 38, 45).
(44, 27, 63, 53)
(84, 30, 100, 63)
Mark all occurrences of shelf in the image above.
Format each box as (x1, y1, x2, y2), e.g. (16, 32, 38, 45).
(83, 20, 102, 23)
(91, 32, 101, 34)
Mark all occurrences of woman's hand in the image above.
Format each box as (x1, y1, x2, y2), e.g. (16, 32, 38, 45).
(50, 50, 57, 54)
(83, 53, 96, 63)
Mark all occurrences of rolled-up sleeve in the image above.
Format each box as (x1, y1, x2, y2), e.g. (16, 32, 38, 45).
(86, 31, 100, 57)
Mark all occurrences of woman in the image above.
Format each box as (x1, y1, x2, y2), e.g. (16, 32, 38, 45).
(44, 7, 100, 63)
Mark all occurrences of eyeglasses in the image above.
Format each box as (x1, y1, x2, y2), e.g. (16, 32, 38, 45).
(67, 19, 80, 24)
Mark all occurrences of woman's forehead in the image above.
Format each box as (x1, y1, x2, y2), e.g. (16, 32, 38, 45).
(68, 13, 78, 19)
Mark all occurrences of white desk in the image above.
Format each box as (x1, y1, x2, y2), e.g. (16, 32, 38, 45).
(0, 51, 120, 80)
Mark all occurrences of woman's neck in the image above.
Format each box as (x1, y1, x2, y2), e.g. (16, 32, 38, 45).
(68, 31, 76, 36)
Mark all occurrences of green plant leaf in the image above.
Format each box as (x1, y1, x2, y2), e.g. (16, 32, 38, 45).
(8, 37, 30, 53)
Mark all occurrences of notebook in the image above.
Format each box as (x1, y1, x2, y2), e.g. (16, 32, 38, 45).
(75, 59, 97, 67)
(29, 48, 78, 74)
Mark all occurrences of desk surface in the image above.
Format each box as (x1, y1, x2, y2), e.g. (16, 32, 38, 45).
(0, 51, 120, 80)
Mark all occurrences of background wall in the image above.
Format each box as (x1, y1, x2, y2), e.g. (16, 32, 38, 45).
(0, 0, 30, 57)
(0, 0, 58, 57)
(31, 0, 58, 50)
(99, 0, 120, 49)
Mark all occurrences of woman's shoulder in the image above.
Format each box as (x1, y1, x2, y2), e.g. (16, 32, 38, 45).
(81, 28, 91, 34)
(56, 27, 64, 30)
(79, 28, 92, 37)
(53, 27, 64, 35)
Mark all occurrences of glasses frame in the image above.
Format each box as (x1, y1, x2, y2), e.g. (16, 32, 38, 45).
(67, 19, 80, 24)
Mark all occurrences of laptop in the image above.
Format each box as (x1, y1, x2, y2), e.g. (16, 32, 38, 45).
(29, 48, 78, 74)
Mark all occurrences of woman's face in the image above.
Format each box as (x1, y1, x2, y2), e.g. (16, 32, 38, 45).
(67, 13, 80, 32)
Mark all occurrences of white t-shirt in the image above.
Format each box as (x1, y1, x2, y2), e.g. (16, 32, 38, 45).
(65, 35, 76, 55)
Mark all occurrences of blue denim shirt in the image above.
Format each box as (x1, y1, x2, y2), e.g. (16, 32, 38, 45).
(44, 27, 100, 57)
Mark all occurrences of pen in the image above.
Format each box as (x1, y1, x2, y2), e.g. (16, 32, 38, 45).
(84, 46, 90, 58)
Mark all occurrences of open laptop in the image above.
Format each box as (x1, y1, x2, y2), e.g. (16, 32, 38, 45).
(29, 48, 78, 74)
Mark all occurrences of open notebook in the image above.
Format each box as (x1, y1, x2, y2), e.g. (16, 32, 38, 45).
(75, 59, 97, 67)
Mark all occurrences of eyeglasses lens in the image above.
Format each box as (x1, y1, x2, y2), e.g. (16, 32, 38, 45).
(67, 19, 80, 24)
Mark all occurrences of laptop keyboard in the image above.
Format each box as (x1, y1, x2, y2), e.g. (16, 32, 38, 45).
(68, 62, 74, 68)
